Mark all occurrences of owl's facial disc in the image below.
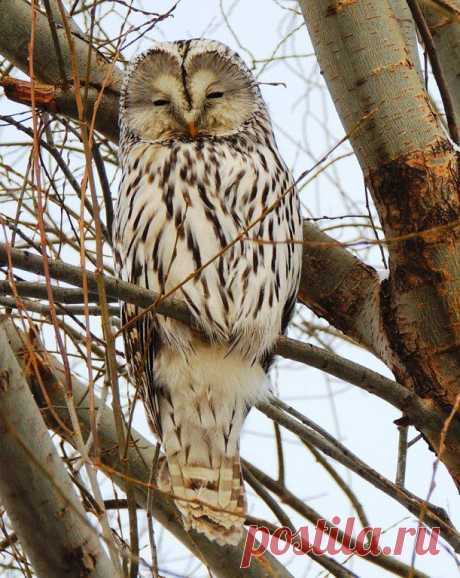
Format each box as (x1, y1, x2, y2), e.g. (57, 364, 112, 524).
(124, 45, 258, 141)
(186, 60, 256, 137)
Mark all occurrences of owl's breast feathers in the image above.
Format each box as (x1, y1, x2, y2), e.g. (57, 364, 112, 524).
(114, 129, 302, 545)
(114, 135, 302, 361)
(115, 37, 303, 547)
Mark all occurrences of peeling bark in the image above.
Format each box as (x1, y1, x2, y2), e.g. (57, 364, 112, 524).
(370, 143, 460, 409)
(299, 221, 382, 353)
(1, 76, 120, 142)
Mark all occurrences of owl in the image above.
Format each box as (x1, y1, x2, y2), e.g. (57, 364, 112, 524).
(114, 39, 303, 546)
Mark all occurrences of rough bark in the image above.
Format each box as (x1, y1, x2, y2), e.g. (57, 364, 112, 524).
(299, 0, 460, 484)
(0, 323, 117, 578)
(1, 318, 296, 578)
(300, 221, 382, 353)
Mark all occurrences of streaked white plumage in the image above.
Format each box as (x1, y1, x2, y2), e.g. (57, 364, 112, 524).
(114, 38, 303, 545)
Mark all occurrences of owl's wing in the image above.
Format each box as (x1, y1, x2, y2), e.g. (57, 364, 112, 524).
(121, 303, 163, 438)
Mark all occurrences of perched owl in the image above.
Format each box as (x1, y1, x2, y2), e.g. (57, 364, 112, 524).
(114, 39, 303, 545)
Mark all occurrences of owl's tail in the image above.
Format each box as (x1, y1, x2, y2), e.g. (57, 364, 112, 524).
(155, 343, 267, 545)
(159, 450, 246, 546)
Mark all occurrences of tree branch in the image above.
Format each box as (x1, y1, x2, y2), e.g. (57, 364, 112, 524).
(299, 221, 382, 354)
(1, 317, 294, 578)
(258, 400, 460, 552)
(242, 460, 431, 578)
(0, 0, 122, 90)
(0, 323, 117, 578)
(408, 0, 460, 143)
(0, 0, 121, 141)
(2, 241, 459, 453)
(418, 0, 460, 127)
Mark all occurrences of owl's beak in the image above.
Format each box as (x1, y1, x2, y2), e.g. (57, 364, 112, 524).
(187, 121, 198, 138)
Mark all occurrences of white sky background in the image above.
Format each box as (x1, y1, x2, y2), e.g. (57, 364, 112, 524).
(1, 1, 459, 577)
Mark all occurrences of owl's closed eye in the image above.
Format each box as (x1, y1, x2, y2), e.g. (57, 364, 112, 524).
(122, 41, 259, 142)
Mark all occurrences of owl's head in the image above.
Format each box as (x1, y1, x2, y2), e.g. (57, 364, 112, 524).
(120, 39, 267, 142)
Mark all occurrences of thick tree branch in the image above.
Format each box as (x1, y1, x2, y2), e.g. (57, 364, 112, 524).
(0, 242, 192, 325)
(299, 0, 448, 170)
(0, 0, 121, 141)
(299, 221, 382, 354)
(0, 323, 117, 578)
(276, 336, 460, 441)
(2, 77, 120, 143)
(0, 0, 122, 90)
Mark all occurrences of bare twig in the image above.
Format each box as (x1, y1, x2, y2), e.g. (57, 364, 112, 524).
(396, 423, 409, 487)
(407, 0, 460, 143)
(259, 400, 460, 552)
(0, 323, 117, 578)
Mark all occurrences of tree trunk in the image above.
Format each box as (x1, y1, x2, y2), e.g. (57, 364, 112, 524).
(299, 0, 460, 485)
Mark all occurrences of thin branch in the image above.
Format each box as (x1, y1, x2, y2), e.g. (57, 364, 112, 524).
(258, 400, 460, 552)
(407, 0, 460, 143)
(242, 460, 431, 578)
(42, 0, 68, 87)
(243, 466, 293, 529)
(273, 421, 285, 486)
(0, 113, 110, 243)
(396, 423, 409, 487)
(92, 141, 114, 244)
(300, 439, 370, 530)
(0, 295, 118, 316)
(244, 514, 361, 578)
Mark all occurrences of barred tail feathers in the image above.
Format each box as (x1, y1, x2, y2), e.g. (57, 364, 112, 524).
(155, 344, 268, 545)
(164, 451, 246, 545)
(159, 392, 247, 546)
